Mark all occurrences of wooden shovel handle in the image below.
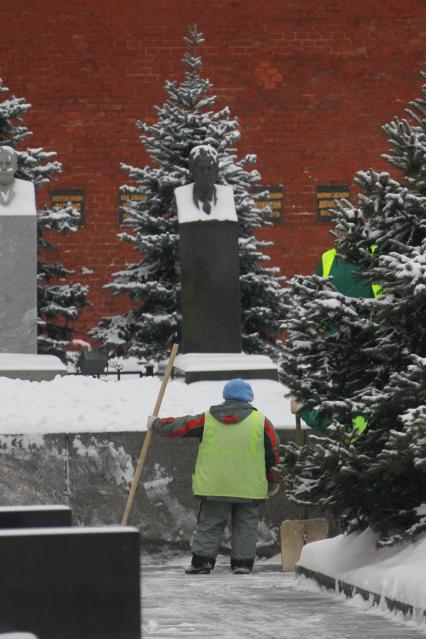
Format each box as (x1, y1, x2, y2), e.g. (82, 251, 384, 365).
(295, 415, 303, 447)
(295, 415, 306, 520)
(121, 343, 179, 525)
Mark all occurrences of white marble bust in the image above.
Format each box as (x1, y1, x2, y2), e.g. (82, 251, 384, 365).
(174, 145, 237, 224)
(0, 145, 36, 215)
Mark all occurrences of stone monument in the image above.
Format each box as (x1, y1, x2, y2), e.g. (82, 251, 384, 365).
(174, 145, 278, 382)
(0, 146, 66, 380)
(175, 145, 241, 354)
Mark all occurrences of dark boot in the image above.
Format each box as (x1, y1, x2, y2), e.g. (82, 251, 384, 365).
(185, 553, 216, 575)
(230, 557, 254, 574)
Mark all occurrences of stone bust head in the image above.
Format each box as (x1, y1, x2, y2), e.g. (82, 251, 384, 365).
(0, 146, 18, 189)
(189, 145, 219, 215)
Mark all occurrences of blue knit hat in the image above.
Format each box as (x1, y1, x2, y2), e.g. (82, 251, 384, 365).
(223, 378, 254, 402)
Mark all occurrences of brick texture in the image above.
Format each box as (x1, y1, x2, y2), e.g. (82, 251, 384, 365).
(2, 0, 426, 341)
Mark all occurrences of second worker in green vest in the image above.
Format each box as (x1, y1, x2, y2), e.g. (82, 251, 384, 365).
(289, 238, 380, 438)
(150, 378, 280, 575)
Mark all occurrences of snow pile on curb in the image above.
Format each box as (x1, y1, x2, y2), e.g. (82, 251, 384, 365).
(298, 529, 426, 617)
(0, 375, 293, 434)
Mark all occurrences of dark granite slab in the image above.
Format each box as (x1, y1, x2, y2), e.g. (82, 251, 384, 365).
(0, 526, 140, 639)
(0, 215, 37, 353)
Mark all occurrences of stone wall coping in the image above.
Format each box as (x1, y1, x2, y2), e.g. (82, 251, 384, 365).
(0, 526, 139, 537)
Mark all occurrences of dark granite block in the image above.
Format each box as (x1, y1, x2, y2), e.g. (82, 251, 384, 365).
(179, 221, 241, 353)
(0, 505, 71, 529)
(0, 215, 37, 354)
(0, 526, 140, 639)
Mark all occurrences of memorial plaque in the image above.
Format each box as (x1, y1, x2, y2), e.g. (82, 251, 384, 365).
(119, 190, 146, 224)
(51, 188, 85, 225)
(252, 184, 284, 223)
(316, 184, 349, 222)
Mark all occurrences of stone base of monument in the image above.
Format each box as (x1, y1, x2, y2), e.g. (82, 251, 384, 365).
(0, 354, 67, 381)
(0, 526, 140, 639)
(173, 352, 279, 383)
(0, 505, 72, 529)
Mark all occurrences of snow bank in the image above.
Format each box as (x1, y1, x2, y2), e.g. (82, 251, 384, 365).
(298, 529, 426, 613)
(0, 375, 293, 434)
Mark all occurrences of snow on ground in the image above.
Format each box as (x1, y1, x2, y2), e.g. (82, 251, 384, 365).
(0, 374, 294, 434)
(141, 556, 426, 638)
(299, 528, 426, 619)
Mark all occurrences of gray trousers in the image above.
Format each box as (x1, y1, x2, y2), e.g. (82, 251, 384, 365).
(191, 499, 260, 560)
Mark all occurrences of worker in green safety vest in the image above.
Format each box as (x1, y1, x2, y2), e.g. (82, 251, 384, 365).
(290, 397, 368, 439)
(149, 378, 280, 575)
(289, 237, 381, 438)
(316, 246, 382, 299)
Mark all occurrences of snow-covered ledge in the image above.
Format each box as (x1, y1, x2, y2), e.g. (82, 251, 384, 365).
(0, 353, 67, 381)
(173, 352, 279, 382)
(296, 529, 426, 623)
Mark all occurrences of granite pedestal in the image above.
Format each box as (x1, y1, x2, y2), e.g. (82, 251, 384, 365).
(0, 216, 37, 353)
(179, 220, 241, 353)
(0, 526, 141, 639)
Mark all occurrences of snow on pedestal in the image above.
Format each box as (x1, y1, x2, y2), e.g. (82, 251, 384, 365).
(174, 182, 237, 224)
(173, 352, 279, 382)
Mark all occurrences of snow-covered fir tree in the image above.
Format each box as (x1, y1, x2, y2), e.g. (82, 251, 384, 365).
(91, 25, 284, 361)
(277, 72, 426, 544)
(0, 77, 88, 362)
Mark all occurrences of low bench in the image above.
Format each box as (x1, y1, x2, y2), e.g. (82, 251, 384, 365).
(0, 505, 72, 529)
(0, 526, 140, 639)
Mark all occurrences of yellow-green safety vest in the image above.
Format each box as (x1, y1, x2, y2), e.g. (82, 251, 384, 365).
(352, 415, 368, 437)
(321, 248, 382, 298)
(192, 410, 268, 499)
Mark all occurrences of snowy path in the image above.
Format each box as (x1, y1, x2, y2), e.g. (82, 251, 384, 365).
(141, 562, 426, 638)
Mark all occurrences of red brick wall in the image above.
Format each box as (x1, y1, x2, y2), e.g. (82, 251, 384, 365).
(2, 0, 426, 340)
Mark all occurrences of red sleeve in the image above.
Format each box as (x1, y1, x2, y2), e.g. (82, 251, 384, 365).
(152, 413, 205, 439)
(264, 417, 281, 483)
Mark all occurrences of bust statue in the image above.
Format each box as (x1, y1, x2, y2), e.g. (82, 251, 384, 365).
(0, 145, 36, 215)
(174, 145, 237, 224)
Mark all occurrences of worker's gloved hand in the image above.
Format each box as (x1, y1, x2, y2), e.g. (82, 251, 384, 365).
(268, 483, 280, 498)
(290, 396, 303, 415)
(147, 415, 156, 430)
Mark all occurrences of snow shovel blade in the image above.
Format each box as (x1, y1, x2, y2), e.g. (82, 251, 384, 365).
(279, 415, 330, 571)
(280, 517, 329, 572)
